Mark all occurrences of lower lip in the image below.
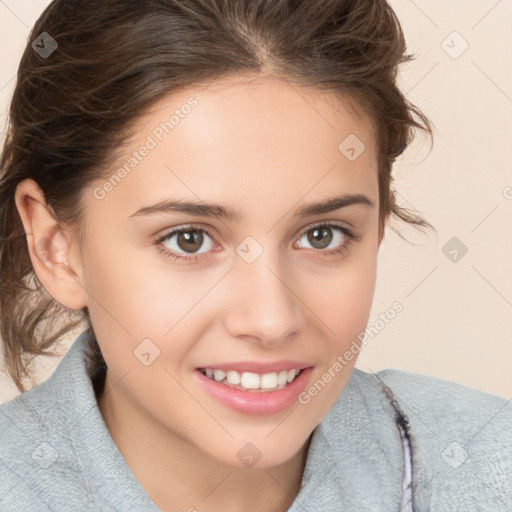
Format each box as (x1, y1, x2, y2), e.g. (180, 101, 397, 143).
(194, 367, 313, 416)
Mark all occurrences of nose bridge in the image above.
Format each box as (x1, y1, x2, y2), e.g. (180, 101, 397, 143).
(223, 244, 304, 345)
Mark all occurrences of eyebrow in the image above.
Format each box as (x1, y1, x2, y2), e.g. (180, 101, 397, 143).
(129, 193, 374, 221)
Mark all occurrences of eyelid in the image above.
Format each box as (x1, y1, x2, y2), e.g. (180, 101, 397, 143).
(154, 219, 356, 244)
(153, 223, 217, 244)
(294, 219, 356, 240)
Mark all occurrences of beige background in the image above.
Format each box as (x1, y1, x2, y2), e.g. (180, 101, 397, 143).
(0, 0, 511, 403)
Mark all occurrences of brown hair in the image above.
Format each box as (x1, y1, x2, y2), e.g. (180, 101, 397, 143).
(0, 0, 434, 394)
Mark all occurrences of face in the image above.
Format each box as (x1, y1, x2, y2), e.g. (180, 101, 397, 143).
(78, 74, 382, 469)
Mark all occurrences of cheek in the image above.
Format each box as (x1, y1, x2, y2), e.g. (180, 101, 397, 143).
(81, 237, 218, 360)
(81, 233, 177, 326)
(300, 246, 377, 353)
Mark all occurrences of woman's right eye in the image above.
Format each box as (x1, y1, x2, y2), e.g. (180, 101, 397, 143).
(154, 225, 218, 263)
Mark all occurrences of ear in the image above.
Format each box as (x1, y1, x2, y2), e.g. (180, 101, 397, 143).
(14, 178, 87, 310)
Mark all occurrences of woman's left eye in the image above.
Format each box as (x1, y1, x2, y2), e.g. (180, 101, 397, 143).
(295, 222, 358, 258)
(154, 222, 359, 263)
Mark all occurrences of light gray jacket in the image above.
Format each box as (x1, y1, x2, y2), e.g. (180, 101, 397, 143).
(1, 331, 511, 511)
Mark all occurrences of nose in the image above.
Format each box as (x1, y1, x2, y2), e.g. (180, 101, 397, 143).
(222, 251, 306, 348)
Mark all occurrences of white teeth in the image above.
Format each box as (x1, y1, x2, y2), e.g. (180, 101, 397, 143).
(260, 372, 278, 389)
(201, 367, 303, 391)
(213, 369, 226, 382)
(277, 370, 288, 386)
(240, 372, 260, 389)
(226, 370, 241, 385)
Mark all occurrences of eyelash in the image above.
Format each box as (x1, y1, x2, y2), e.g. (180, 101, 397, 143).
(153, 221, 361, 264)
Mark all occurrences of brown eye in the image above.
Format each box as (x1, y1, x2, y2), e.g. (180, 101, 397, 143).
(297, 224, 345, 251)
(295, 222, 359, 260)
(176, 230, 204, 253)
(159, 227, 215, 256)
(307, 226, 333, 250)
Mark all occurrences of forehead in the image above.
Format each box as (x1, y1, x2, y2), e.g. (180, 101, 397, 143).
(141, 73, 376, 159)
(89, 75, 378, 219)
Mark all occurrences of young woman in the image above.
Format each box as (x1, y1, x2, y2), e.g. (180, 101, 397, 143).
(0, 0, 510, 510)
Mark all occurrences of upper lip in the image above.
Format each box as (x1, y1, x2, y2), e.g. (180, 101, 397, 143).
(196, 360, 313, 374)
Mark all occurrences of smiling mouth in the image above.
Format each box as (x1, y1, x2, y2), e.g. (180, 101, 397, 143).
(198, 367, 304, 392)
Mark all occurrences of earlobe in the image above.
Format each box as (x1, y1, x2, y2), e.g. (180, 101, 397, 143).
(14, 179, 88, 310)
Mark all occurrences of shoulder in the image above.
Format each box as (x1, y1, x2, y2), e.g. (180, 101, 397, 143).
(361, 368, 512, 509)
(0, 334, 109, 510)
(373, 367, 511, 438)
(0, 372, 79, 510)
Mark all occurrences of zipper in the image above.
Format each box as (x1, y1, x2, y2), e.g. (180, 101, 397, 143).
(379, 379, 416, 512)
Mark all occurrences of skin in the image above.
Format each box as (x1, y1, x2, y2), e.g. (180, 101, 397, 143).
(15, 73, 387, 511)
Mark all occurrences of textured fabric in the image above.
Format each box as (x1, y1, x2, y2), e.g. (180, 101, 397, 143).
(0, 331, 510, 511)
